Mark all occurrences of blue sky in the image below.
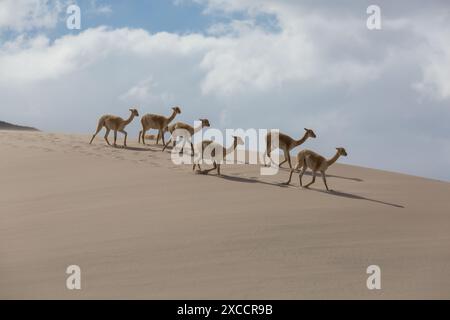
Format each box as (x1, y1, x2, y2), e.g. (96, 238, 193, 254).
(66, 0, 211, 34)
(1, 0, 280, 40)
(1, 0, 450, 180)
(0, 0, 213, 40)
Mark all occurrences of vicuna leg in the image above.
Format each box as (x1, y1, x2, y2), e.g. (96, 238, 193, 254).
(265, 150, 272, 167)
(279, 148, 289, 167)
(179, 138, 187, 155)
(89, 134, 96, 145)
(203, 162, 217, 175)
(264, 138, 271, 167)
(217, 163, 221, 176)
(141, 130, 147, 145)
(285, 163, 299, 185)
(304, 171, 316, 188)
(120, 130, 128, 147)
(299, 165, 307, 187)
(156, 130, 164, 145)
(90, 124, 103, 144)
(286, 152, 292, 169)
(104, 128, 111, 145)
(162, 137, 172, 152)
(161, 129, 166, 146)
(194, 151, 204, 171)
(113, 130, 118, 147)
(193, 153, 200, 171)
(193, 156, 202, 171)
(321, 171, 330, 191)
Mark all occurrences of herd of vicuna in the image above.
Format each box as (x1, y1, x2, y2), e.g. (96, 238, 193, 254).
(89, 106, 348, 191)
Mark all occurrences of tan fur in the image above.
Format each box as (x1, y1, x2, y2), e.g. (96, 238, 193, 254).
(266, 128, 317, 168)
(285, 147, 348, 191)
(162, 119, 210, 155)
(193, 136, 244, 176)
(89, 108, 139, 147)
(138, 106, 181, 145)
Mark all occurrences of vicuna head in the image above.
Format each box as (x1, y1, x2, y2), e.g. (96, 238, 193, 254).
(304, 128, 317, 139)
(336, 147, 348, 157)
(129, 108, 140, 117)
(233, 136, 245, 146)
(172, 106, 182, 114)
(199, 119, 210, 128)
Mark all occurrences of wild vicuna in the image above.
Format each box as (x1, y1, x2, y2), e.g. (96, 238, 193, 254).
(266, 129, 317, 168)
(193, 136, 244, 176)
(162, 119, 211, 155)
(89, 108, 139, 147)
(285, 147, 348, 191)
(139, 106, 181, 145)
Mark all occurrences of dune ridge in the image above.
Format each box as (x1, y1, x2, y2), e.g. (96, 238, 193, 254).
(0, 120, 39, 132)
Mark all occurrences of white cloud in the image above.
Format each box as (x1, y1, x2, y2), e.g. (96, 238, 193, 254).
(88, 0, 112, 15)
(414, 26, 450, 100)
(196, 1, 388, 96)
(0, 0, 63, 32)
(119, 77, 175, 106)
(199, 24, 317, 95)
(196, 0, 450, 101)
(0, 27, 223, 86)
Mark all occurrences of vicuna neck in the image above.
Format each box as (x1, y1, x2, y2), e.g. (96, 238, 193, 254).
(326, 151, 341, 167)
(294, 132, 309, 147)
(194, 123, 205, 134)
(168, 110, 177, 123)
(225, 139, 238, 156)
(124, 113, 135, 125)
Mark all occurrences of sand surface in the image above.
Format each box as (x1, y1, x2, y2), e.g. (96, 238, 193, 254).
(1, 130, 449, 299)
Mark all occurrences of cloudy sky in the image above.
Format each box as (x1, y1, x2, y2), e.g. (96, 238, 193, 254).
(0, 0, 449, 180)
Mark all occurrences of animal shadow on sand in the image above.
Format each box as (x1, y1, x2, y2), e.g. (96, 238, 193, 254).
(102, 144, 158, 152)
(214, 173, 403, 209)
(277, 166, 363, 182)
(312, 188, 404, 208)
(123, 146, 158, 152)
(218, 173, 284, 188)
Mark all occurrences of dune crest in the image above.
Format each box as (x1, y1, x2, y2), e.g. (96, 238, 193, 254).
(0, 120, 39, 131)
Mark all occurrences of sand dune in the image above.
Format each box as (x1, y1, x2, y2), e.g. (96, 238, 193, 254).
(0, 120, 39, 132)
(0, 130, 449, 299)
